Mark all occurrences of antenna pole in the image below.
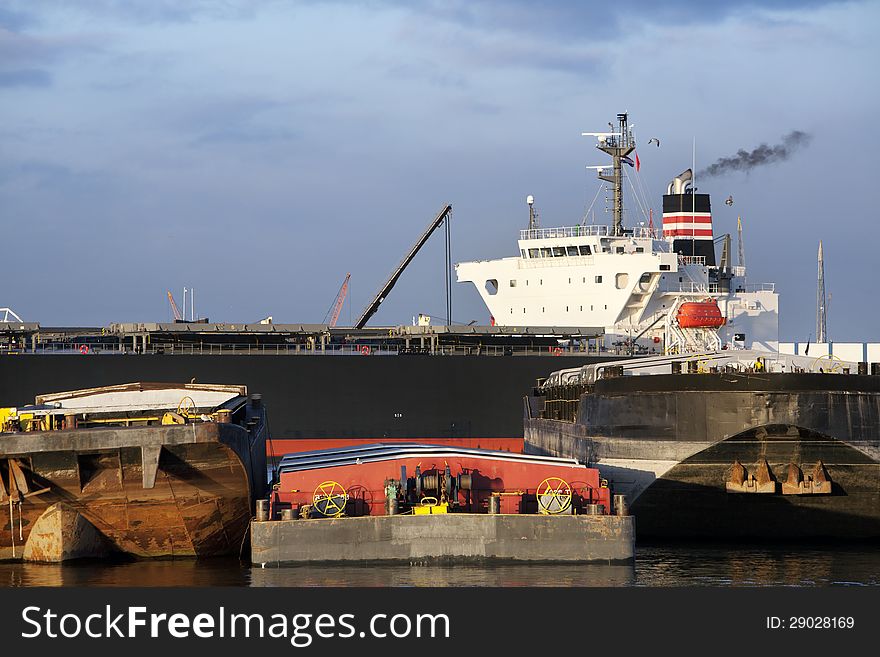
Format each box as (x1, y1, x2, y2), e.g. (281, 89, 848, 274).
(817, 241, 827, 343)
(692, 137, 696, 256)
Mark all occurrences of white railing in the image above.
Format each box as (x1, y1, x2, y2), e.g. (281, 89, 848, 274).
(520, 225, 655, 240)
(678, 255, 706, 266)
(664, 282, 720, 294)
(737, 283, 776, 293)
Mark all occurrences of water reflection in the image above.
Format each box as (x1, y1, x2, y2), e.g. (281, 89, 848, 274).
(1, 544, 877, 587)
(250, 562, 636, 587)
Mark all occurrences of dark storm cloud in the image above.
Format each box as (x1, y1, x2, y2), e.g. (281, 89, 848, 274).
(327, 0, 852, 39)
(0, 6, 34, 31)
(0, 68, 51, 87)
(0, 0, 265, 25)
(701, 131, 813, 177)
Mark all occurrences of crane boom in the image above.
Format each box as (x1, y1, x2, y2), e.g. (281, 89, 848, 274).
(326, 273, 350, 327)
(354, 204, 452, 329)
(167, 291, 182, 321)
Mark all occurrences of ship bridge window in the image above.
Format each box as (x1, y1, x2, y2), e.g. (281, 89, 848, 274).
(579, 245, 591, 255)
(636, 247, 644, 253)
(540, 247, 553, 257)
(485, 279, 498, 295)
(521, 249, 527, 258)
(616, 273, 629, 289)
(552, 247, 566, 257)
(509, 280, 517, 287)
(528, 248, 539, 258)
(595, 275, 603, 283)
(660, 264, 671, 271)
(616, 246, 625, 254)
(567, 246, 579, 256)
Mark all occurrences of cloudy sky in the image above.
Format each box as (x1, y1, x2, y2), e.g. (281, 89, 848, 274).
(2, 0, 877, 341)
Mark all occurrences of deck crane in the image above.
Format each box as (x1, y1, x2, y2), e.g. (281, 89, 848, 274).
(167, 291, 183, 321)
(323, 273, 350, 327)
(354, 204, 452, 329)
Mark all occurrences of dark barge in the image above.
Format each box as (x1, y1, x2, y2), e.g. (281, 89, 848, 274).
(525, 351, 880, 540)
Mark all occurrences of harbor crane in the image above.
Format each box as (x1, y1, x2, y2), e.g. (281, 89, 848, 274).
(323, 273, 350, 327)
(167, 291, 183, 321)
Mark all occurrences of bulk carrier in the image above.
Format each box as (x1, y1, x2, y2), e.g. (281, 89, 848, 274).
(0, 112, 776, 452)
(3, 112, 875, 541)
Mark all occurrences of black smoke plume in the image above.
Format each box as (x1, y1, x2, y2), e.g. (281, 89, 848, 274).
(701, 131, 812, 177)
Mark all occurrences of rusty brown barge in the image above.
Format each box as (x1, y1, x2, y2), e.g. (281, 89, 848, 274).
(1, 382, 268, 562)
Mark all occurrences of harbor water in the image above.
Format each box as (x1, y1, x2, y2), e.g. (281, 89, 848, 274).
(2, 543, 877, 587)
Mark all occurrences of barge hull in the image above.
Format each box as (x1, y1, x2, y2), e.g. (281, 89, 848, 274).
(251, 514, 634, 565)
(1, 422, 266, 561)
(525, 373, 880, 540)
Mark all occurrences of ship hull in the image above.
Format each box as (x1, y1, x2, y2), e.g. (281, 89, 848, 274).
(0, 354, 617, 443)
(525, 373, 880, 540)
(1, 422, 266, 561)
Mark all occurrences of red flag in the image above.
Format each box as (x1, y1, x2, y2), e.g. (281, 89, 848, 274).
(635, 152, 641, 171)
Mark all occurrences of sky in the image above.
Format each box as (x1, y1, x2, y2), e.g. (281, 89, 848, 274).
(1, 0, 878, 341)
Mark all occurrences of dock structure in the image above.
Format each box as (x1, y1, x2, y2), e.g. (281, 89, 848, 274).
(251, 514, 635, 566)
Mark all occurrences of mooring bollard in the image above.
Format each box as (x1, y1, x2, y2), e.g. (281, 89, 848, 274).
(613, 494, 628, 516)
(489, 495, 501, 514)
(256, 499, 269, 521)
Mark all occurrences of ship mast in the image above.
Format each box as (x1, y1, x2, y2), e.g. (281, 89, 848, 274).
(585, 112, 635, 236)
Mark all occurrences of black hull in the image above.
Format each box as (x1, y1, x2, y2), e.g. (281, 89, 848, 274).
(0, 354, 616, 441)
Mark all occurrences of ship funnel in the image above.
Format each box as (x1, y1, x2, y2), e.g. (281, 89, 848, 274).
(662, 167, 715, 266)
(666, 169, 693, 195)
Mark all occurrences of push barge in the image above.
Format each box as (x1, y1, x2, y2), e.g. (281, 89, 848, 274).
(1, 382, 268, 561)
(526, 351, 880, 539)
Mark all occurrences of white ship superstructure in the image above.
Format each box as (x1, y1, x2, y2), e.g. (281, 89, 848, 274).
(456, 112, 779, 353)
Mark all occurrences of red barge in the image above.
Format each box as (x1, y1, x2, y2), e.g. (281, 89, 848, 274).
(252, 443, 634, 565)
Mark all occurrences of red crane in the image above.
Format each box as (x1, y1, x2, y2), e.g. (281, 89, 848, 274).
(167, 291, 183, 321)
(324, 273, 350, 327)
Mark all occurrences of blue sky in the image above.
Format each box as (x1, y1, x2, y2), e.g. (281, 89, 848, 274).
(1, 0, 877, 341)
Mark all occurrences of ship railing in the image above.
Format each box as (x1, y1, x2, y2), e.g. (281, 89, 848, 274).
(678, 255, 706, 266)
(734, 283, 776, 293)
(520, 225, 655, 240)
(17, 342, 608, 357)
(663, 282, 720, 294)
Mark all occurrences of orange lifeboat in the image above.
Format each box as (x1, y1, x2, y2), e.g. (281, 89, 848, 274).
(676, 299, 726, 329)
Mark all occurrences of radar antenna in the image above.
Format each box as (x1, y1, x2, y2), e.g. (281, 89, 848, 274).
(583, 112, 635, 236)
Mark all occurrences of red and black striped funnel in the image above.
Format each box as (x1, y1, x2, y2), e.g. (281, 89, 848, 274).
(662, 169, 715, 266)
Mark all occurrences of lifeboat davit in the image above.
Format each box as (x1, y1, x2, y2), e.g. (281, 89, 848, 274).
(676, 299, 726, 329)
